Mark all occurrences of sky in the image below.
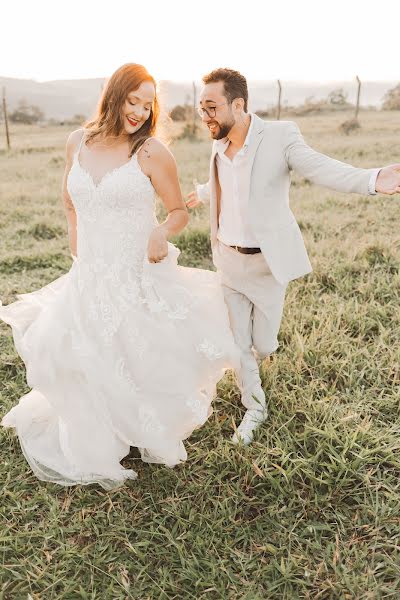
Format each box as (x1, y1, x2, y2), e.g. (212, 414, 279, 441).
(1, 0, 399, 83)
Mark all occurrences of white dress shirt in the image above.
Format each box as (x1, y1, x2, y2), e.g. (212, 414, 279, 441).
(216, 114, 259, 247)
(197, 115, 380, 247)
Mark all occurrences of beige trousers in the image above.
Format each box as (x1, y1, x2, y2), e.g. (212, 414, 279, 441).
(214, 241, 287, 410)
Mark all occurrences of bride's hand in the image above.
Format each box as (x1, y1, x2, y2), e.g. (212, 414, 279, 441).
(147, 226, 168, 263)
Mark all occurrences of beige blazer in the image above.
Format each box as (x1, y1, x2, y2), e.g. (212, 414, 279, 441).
(201, 114, 373, 284)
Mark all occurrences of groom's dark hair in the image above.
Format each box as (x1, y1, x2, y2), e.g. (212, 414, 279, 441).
(202, 68, 248, 112)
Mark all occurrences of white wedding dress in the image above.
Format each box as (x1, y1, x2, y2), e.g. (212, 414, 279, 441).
(0, 136, 238, 490)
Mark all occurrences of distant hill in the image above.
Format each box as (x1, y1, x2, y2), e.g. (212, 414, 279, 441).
(0, 77, 397, 121)
(0, 77, 105, 121)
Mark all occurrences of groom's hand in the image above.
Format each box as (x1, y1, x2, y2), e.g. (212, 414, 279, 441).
(376, 164, 400, 195)
(186, 189, 202, 209)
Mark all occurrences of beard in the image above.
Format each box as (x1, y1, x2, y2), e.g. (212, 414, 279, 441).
(210, 117, 235, 140)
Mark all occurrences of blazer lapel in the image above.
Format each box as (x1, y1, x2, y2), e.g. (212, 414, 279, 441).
(245, 114, 265, 166)
(209, 143, 220, 244)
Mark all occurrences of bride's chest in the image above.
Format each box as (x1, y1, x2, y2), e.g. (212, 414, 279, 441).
(67, 161, 156, 219)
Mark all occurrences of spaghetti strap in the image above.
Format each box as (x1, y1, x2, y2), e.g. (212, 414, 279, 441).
(76, 129, 86, 158)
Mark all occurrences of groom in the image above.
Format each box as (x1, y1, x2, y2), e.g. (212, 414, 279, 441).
(187, 68, 400, 445)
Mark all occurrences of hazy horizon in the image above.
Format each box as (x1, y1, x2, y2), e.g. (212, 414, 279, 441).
(1, 76, 396, 121)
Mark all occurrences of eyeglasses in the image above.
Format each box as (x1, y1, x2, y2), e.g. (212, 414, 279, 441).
(197, 102, 228, 118)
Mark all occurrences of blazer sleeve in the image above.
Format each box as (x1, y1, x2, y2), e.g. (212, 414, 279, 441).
(284, 121, 375, 195)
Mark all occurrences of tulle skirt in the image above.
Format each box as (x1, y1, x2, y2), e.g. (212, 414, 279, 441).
(0, 245, 239, 489)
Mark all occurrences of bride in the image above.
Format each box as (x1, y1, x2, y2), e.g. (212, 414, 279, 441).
(0, 63, 238, 490)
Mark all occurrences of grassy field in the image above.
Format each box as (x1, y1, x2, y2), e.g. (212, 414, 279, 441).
(0, 111, 400, 599)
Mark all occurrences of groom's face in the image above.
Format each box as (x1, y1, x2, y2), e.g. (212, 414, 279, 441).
(199, 81, 235, 140)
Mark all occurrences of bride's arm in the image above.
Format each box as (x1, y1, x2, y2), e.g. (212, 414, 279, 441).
(62, 131, 80, 258)
(138, 138, 189, 263)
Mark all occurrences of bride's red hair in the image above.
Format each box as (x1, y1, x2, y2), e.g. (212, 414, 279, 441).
(84, 63, 160, 155)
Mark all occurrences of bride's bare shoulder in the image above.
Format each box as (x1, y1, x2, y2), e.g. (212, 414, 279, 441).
(138, 137, 176, 175)
(139, 137, 173, 161)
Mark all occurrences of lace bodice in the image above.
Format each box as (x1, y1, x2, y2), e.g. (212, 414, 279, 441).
(67, 145, 158, 270)
(66, 136, 161, 343)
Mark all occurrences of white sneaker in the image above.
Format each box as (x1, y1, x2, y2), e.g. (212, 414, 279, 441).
(231, 408, 267, 445)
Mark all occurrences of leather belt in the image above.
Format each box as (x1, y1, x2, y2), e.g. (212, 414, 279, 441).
(230, 245, 261, 254)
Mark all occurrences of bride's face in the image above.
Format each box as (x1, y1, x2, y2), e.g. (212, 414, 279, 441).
(122, 81, 155, 134)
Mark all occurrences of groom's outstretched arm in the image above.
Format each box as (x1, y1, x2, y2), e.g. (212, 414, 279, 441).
(285, 122, 400, 196)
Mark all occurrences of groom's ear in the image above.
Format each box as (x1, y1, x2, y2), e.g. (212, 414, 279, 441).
(233, 98, 245, 112)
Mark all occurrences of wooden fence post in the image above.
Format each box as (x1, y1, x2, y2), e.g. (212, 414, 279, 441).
(192, 81, 197, 135)
(277, 79, 282, 120)
(355, 76, 361, 120)
(2, 87, 10, 150)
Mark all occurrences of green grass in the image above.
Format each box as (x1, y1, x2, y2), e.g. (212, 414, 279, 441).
(0, 113, 400, 598)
